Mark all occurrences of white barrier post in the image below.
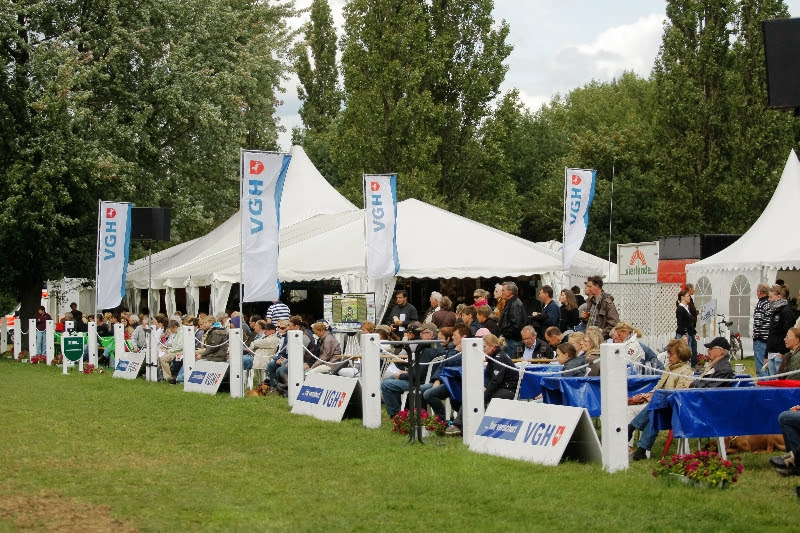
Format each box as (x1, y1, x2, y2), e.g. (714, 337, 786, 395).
(287, 330, 303, 408)
(87, 322, 98, 367)
(1, 319, 7, 354)
(65, 320, 74, 332)
(28, 319, 36, 360)
(45, 319, 55, 365)
(113, 323, 125, 370)
(182, 325, 196, 387)
(601, 342, 629, 472)
(361, 333, 381, 428)
(462, 336, 485, 445)
(147, 328, 159, 382)
(13, 319, 21, 359)
(229, 328, 244, 398)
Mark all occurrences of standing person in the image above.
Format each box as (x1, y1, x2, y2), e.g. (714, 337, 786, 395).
(753, 283, 771, 377)
(386, 290, 418, 335)
(572, 286, 586, 307)
(498, 281, 526, 355)
(685, 283, 700, 363)
(582, 276, 619, 340)
(534, 285, 560, 338)
(265, 301, 290, 324)
(767, 284, 796, 375)
(431, 296, 456, 328)
(34, 306, 51, 355)
(558, 289, 580, 332)
(675, 289, 696, 351)
(69, 302, 86, 332)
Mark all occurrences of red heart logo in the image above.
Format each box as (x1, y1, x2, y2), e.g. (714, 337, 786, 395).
(106, 207, 116, 218)
(250, 160, 264, 174)
(571, 174, 582, 185)
(370, 182, 380, 191)
(552, 425, 566, 445)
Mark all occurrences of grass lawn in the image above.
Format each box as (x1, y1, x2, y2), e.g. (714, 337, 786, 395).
(0, 358, 797, 532)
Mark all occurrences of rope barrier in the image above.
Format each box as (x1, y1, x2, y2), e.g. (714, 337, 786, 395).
(302, 344, 359, 364)
(627, 358, 800, 382)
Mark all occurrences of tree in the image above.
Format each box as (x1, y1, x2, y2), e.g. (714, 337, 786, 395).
(0, 0, 295, 323)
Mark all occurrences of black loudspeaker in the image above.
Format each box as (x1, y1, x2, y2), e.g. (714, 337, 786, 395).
(763, 17, 800, 110)
(131, 207, 171, 241)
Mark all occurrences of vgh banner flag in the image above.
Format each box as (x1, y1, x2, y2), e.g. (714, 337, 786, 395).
(241, 151, 291, 302)
(364, 174, 399, 278)
(96, 201, 132, 310)
(563, 168, 596, 270)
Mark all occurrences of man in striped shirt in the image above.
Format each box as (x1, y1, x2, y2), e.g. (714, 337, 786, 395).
(265, 301, 291, 324)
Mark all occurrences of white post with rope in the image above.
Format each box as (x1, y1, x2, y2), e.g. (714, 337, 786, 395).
(462, 336, 485, 445)
(113, 322, 125, 370)
(229, 328, 244, 398)
(287, 330, 303, 408)
(600, 342, 628, 472)
(45, 319, 54, 365)
(181, 325, 196, 386)
(13, 319, 21, 359)
(28, 319, 36, 360)
(1, 319, 6, 355)
(361, 333, 381, 428)
(87, 322, 98, 367)
(147, 328, 159, 382)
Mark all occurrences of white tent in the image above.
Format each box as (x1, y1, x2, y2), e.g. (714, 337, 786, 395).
(535, 240, 619, 283)
(686, 150, 800, 341)
(125, 145, 358, 314)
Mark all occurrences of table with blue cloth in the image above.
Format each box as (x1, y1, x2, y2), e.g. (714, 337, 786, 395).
(540, 376, 661, 417)
(649, 386, 800, 438)
(438, 364, 564, 403)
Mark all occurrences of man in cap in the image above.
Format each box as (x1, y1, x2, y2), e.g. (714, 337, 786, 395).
(380, 322, 442, 417)
(690, 337, 736, 388)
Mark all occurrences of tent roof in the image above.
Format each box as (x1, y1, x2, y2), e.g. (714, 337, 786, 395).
(127, 145, 358, 288)
(687, 150, 800, 273)
(535, 240, 616, 278)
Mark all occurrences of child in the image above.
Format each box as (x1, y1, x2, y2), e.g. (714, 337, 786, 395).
(557, 342, 585, 377)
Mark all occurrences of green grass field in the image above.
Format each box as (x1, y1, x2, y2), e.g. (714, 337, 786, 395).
(1, 358, 797, 532)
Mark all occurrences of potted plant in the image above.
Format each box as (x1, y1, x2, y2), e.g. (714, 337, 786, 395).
(392, 409, 448, 437)
(653, 451, 743, 488)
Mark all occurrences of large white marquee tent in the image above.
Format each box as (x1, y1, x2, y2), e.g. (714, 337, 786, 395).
(123, 146, 607, 318)
(686, 150, 800, 344)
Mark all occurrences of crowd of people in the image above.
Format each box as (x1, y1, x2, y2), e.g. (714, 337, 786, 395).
(29, 277, 800, 478)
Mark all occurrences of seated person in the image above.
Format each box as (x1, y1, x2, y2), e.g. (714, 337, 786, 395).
(582, 327, 603, 376)
(544, 326, 568, 350)
(274, 316, 315, 390)
(445, 333, 517, 436)
(610, 322, 645, 369)
(476, 305, 499, 335)
(423, 323, 470, 421)
(306, 321, 342, 374)
(690, 337, 736, 388)
(381, 323, 444, 417)
(770, 403, 800, 475)
(195, 318, 228, 362)
(514, 325, 554, 360)
(158, 319, 183, 384)
(251, 321, 280, 383)
(460, 306, 481, 336)
(629, 339, 694, 461)
(777, 327, 800, 377)
(557, 342, 585, 377)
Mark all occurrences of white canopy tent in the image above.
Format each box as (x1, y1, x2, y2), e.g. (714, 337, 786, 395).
(124, 145, 358, 315)
(686, 150, 800, 343)
(146, 195, 606, 319)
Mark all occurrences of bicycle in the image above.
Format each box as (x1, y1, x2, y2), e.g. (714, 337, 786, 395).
(716, 314, 742, 360)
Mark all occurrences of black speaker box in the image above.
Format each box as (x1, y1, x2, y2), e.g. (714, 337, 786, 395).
(763, 17, 800, 110)
(131, 207, 171, 241)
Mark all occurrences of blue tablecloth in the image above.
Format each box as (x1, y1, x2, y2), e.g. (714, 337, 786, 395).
(439, 364, 564, 402)
(540, 376, 661, 417)
(649, 386, 800, 438)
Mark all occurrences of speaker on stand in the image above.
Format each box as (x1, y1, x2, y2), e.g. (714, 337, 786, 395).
(763, 17, 800, 114)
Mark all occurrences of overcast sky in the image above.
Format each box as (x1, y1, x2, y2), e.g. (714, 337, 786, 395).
(276, 0, 800, 150)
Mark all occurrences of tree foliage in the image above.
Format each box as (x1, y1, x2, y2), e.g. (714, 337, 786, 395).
(0, 0, 296, 321)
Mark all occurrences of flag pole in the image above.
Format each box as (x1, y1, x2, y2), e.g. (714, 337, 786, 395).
(607, 161, 615, 280)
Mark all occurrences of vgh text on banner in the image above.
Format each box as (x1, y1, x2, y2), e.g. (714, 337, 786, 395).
(364, 174, 399, 279)
(562, 168, 596, 270)
(96, 201, 132, 310)
(241, 151, 291, 302)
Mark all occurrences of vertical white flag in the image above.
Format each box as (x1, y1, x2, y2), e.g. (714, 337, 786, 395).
(563, 168, 596, 270)
(96, 201, 132, 310)
(364, 174, 399, 278)
(241, 151, 291, 302)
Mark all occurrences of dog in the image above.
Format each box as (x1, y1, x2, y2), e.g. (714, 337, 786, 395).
(245, 382, 271, 397)
(725, 434, 785, 453)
